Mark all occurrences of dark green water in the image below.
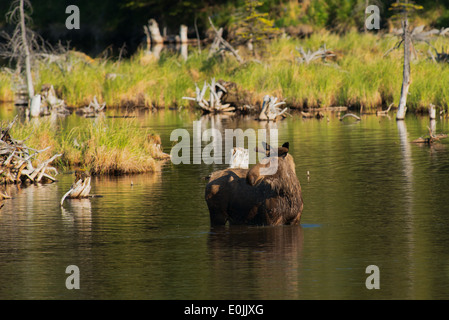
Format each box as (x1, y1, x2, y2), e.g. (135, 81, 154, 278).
(1, 108, 449, 299)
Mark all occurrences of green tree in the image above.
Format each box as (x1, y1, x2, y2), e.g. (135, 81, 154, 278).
(234, 0, 278, 57)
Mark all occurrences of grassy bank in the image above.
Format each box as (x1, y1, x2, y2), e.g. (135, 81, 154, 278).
(10, 116, 167, 175)
(1, 31, 449, 112)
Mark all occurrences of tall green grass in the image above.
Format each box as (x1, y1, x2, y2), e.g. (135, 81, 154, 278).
(10, 116, 164, 174)
(1, 31, 449, 112)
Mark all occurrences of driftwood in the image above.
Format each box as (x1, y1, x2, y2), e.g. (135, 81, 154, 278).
(377, 103, 394, 116)
(0, 190, 11, 200)
(144, 19, 164, 44)
(211, 80, 255, 113)
(428, 46, 449, 63)
(208, 17, 244, 64)
(312, 106, 348, 112)
(339, 113, 361, 121)
(296, 44, 336, 65)
(0, 116, 61, 185)
(143, 19, 191, 45)
(412, 126, 448, 144)
(60, 169, 92, 206)
(40, 84, 70, 116)
(429, 103, 436, 120)
(390, 26, 449, 47)
(76, 96, 106, 116)
(301, 111, 324, 119)
(24, 84, 70, 117)
(258, 95, 288, 121)
(182, 78, 235, 113)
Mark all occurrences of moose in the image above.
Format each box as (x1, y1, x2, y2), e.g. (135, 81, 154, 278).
(205, 142, 303, 226)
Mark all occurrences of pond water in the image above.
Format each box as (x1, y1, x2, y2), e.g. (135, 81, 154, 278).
(1, 105, 449, 299)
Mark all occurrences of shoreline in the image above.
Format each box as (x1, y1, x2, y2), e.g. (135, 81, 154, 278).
(0, 31, 448, 114)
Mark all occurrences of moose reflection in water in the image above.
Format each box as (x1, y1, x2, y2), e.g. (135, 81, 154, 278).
(205, 142, 304, 226)
(207, 225, 304, 298)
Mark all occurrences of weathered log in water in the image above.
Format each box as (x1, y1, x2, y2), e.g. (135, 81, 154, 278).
(0, 116, 61, 185)
(183, 78, 236, 114)
(429, 103, 436, 120)
(301, 111, 325, 119)
(40, 84, 71, 116)
(258, 95, 288, 121)
(76, 95, 106, 116)
(339, 113, 361, 121)
(60, 169, 92, 206)
(377, 103, 394, 116)
(412, 126, 448, 144)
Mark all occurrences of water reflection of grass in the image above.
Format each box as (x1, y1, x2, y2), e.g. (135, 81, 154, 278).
(11, 117, 165, 175)
(1, 31, 449, 112)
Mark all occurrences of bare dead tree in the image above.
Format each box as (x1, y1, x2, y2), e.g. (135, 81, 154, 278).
(0, 0, 37, 98)
(384, 1, 448, 120)
(0, 0, 45, 115)
(208, 17, 244, 64)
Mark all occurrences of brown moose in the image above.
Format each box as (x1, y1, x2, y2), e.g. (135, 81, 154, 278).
(205, 142, 304, 226)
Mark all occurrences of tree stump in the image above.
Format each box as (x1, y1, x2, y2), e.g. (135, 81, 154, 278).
(257, 95, 288, 121)
(60, 169, 92, 206)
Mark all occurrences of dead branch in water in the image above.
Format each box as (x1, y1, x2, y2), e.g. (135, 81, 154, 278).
(182, 78, 235, 113)
(339, 113, 361, 121)
(377, 103, 394, 116)
(412, 126, 448, 144)
(0, 116, 61, 185)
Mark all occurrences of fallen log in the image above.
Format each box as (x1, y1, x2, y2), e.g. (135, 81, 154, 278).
(412, 126, 448, 144)
(377, 103, 394, 116)
(76, 95, 106, 116)
(301, 111, 324, 119)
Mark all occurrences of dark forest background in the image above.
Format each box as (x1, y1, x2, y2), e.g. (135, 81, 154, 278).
(1, 0, 449, 56)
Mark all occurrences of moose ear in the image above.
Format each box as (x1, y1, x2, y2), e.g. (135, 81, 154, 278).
(278, 142, 289, 157)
